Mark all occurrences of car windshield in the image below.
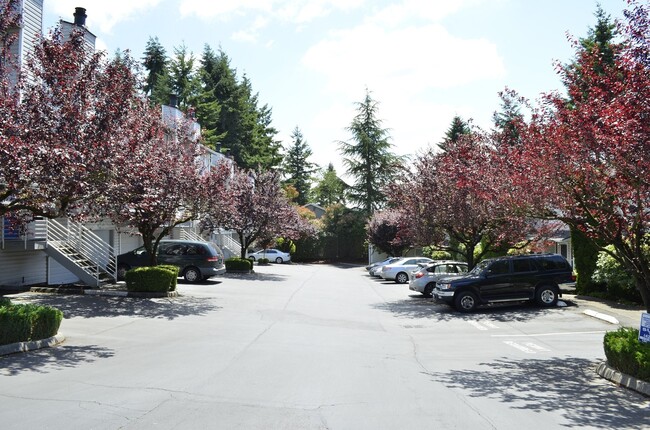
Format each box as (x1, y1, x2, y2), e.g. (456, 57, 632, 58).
(469, 260, 491, 275)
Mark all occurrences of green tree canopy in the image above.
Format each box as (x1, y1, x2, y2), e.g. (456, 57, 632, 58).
(283, 127, 316, 205)
(339, 89, 401, 215)
(313, 163, 347, 207)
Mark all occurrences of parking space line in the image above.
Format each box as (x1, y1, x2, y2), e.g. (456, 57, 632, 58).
(491, 330, 605, 337)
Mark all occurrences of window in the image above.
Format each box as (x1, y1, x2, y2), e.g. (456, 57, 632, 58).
(488, 260, 510, 275)
(512, 259, 533, 273)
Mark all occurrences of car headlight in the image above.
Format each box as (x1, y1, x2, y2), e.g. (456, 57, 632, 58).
(437, 283, 452, 290)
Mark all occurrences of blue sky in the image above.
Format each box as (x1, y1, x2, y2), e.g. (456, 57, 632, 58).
(42, 0, 628, 174)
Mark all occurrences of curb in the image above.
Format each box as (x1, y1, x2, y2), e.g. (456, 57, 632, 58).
(596, 362, 650, 397)
(583, 309, 619, 325)
(84, 289, 178, 298)
(0, 333, 65, 356)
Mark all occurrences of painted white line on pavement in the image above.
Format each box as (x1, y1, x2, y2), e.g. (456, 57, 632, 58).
(467, 320, 488, 331)
(491, 330, 606, 337)
(503, 340, 536, 353)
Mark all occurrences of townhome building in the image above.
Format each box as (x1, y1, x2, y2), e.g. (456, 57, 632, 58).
(1, 3, 238, 290)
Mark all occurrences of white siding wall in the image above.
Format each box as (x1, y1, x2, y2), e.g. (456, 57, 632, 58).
(47, 256, 80, 285)
(0, 249, 46, 286)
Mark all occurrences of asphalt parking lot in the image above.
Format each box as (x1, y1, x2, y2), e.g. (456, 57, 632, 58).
(1, 263, 648, 430)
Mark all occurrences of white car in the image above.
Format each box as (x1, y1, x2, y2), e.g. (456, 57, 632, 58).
(408, 261, 468, 296)
(246, 248, 291, 263)
(381, 257, 433, 284)
(368, 257, 402, 277)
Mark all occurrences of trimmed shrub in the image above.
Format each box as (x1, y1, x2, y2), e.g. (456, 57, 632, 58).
(0, 303, 63, 345)
(0, 297, 11, 307)
(226, 258, 253, 271)
(30, 305, 64, 340)
(258, 258, 270, 265)
(125, 266, 176, 292)
(157, 265, 179, 291)
(604, 328, 650, 383)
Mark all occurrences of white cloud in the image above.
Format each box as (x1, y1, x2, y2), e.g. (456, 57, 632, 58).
(43, 0, 163, 34)
(179, 0, 365, 23)
(302, 22, 505, 96)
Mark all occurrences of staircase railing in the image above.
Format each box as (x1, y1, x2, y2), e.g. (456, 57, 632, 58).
(214, 231, 242, 258)
(46, 219, 117, 286)
(180, 228, 205, 242)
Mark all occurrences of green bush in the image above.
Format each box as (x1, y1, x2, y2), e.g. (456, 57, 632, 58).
(125, 266, 176, 292)
(157, 265, 179, 291)
(590, 247, 643, 304)
(0, 297, 11, 307)
(225, 258, 253, 271)
(258, 258, 270, 264)
(30, 305, 64, 340)
(0, 303, 63, 345)
(604, 328, 650, 383)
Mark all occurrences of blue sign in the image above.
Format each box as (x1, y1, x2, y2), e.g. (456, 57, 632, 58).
(640, 313, 650, 343)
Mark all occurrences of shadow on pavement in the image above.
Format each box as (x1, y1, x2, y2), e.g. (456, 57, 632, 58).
(426, 357, 650, 429)
(15, 294, 220, 320)
(219, 272, 287, 282)
(373, 297, 577, 323)
(0, 344, 115, 376)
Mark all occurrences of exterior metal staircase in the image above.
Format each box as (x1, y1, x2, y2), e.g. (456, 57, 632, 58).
(213, 230, 242, 259)
(181, 228, 241, 259)
(43, 219, 117, 287)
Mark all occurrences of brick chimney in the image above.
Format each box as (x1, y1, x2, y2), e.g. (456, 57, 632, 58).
(73, 7, 87, 27)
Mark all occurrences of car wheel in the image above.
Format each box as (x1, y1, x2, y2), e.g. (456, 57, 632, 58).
(275, 257, 283, 264)
(424, 283, 436, 297)
(184, 267, 202, 283)
(455, 290, 478, 313)
(395, 272, 409, 284)
(535, 285, 559, 307)
(249, 256, 256, 261)
(117, 264, 130, 280)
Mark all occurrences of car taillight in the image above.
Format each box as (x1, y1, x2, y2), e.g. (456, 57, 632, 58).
(415, 272, 424, 279)
(206, 256, 219, 262)
(571, 274, 577, 281)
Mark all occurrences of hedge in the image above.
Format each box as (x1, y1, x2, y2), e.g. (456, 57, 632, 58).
(0, 301, 63, 346)
(226, 258, 253, 271)
(125, 266, 178, 292)
(604, 328, 650, 383)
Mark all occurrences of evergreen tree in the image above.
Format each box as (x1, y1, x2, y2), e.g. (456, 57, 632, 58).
(142, 36, 167, 97)
(493, 91, 523, 146)
(439, 115, 470, 152)
(339, 89, 400, 215)
(167, 43, 200, 110)
(195, 45, 224, 149)
(565, 4, 619, 292)
(580, 5, 618, 74)
(313, 163, 347, 207)
(283, 127, 316, 205)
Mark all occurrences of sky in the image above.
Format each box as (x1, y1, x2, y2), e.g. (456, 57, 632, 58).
(42, 0, 629, 176)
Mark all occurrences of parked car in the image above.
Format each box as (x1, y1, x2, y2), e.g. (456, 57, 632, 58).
(368, 257, 402, 277)
(366, 257, 394, 271)
(432, 254, 574, 312)
(409, 261, 468, 296)
(117, 240, 226, 283)
(381, 257, 433, 284)
(246, 248, 291, 263)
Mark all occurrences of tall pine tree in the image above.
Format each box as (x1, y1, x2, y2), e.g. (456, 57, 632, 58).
(142, 36, 167, 98)
(339, 88, 400, 215)
(283, 127, 316, 205)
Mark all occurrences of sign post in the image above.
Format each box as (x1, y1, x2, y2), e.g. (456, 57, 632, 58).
(640, 313, 650, 343)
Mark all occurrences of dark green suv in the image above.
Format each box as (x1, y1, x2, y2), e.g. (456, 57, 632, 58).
(433, 254, 574, 312)
(117, 240, 226, 283)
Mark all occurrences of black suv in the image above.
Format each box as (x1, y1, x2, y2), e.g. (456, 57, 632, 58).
(117, 240, 226, 283)
(432, 254, 574, 312)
